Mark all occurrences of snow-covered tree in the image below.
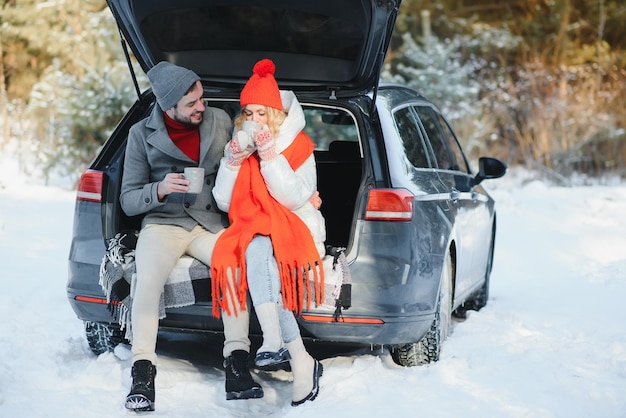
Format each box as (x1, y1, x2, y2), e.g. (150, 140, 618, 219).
(7, 1, 146, 183)
(382, 24, 522, 161)
(27, 58, 138, 181)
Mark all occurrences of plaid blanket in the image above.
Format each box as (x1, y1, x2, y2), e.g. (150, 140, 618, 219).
(319, 246, 352, 320)
(98, 231, 210, 341)
(99, 232, 353, 341)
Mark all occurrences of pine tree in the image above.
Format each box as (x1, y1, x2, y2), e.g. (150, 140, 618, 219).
(2, 0, 145, 183)
(382, 25, 521, 160)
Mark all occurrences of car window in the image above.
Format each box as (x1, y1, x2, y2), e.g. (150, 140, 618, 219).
(414, 106, 454, 171)
(434, 112, 469, 173)
(393, 106, 430, 168)
(302, 107, 359, 151)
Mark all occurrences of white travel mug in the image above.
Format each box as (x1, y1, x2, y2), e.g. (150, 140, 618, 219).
(184, 167, 205, 194)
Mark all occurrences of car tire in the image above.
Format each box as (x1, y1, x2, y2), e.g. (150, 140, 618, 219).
(84, 321, 124, 355)
(392, 250, 453, 366)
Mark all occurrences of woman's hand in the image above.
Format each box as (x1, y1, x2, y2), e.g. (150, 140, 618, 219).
(253, 127, 278, 161)
(227, 131, 255, 167)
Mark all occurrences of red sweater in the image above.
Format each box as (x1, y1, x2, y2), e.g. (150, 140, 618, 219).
(164, 112, 200, 163)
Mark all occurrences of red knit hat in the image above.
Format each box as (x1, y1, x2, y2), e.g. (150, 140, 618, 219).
(240, 59, 283, 110)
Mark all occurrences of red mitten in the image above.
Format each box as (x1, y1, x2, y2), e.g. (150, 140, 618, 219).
(253, 128, 278, 161)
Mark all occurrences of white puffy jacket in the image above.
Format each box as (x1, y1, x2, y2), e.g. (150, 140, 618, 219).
(213, 91, 326, 257)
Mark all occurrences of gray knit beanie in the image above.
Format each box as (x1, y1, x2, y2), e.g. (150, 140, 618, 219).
(147, 62, 200, 111)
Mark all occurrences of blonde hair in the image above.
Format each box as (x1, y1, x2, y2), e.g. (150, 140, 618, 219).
(234, 105, 287, 138)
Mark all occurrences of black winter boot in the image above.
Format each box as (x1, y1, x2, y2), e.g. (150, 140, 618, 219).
(125, 360, 157, 411)
(224, 350, 264, 400)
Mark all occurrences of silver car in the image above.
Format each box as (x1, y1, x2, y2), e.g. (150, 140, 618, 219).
(67, 0, 506, 367)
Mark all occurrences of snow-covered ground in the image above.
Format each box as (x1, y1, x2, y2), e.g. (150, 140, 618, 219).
(1, 154, 625, 417)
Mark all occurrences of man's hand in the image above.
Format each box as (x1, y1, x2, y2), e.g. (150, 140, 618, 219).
(157, 173, 190, 201)
(310, 190, 322, 209)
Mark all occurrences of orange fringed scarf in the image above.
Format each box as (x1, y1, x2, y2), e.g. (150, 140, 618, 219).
(211, 132, 324, 318)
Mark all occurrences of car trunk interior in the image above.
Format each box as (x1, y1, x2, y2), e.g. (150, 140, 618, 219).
(104, 100, 362, 252)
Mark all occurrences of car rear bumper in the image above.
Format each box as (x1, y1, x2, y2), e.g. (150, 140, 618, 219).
(297, 312, 434, 345)
(67, 218, 440, 347)
(68, 266, 435, 347)
(68, 293, 434, 347)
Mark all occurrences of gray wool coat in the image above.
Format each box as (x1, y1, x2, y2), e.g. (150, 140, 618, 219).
(120, 104, 232, 233)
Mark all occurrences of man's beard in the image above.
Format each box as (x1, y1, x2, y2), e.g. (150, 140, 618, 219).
(172, 108, 203, 126)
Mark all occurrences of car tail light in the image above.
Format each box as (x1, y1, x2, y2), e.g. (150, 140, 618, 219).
(76, 170, 103, 202)
(365, 188, 414, 221)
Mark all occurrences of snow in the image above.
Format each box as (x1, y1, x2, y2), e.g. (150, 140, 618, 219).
(1, 158, 626, 418)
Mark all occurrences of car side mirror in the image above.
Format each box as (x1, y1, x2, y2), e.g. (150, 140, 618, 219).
(474, 157, 507, 185)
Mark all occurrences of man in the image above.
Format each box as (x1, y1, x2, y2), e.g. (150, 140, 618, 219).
(120, 62, 262, 412)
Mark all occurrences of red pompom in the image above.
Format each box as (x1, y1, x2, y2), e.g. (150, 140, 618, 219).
(253, 59, 275, 78)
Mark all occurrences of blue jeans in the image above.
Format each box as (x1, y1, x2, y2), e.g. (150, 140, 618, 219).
(245, 235, 300, 343)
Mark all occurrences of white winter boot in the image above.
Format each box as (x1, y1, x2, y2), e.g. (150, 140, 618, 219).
(254, 303, 290, 368)
(285, 337, 323, 406)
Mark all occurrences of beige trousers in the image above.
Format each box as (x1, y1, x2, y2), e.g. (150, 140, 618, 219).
(131, 223, 250, 364)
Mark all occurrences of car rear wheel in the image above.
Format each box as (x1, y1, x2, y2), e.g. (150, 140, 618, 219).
(84, 321, 124, 355)
(392, 251, 453, 366)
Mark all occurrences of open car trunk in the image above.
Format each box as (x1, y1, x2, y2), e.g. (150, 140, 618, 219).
(107, 0, 401, 100)
(103, 99, 363, 251)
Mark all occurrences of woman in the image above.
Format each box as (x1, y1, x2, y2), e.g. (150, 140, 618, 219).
(212, 58, 325, 406)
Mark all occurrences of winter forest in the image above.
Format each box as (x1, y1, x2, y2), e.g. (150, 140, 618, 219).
(1, 0, 625, 186)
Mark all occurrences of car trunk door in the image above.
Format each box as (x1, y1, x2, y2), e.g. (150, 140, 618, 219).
(106, 0, 402, 99)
